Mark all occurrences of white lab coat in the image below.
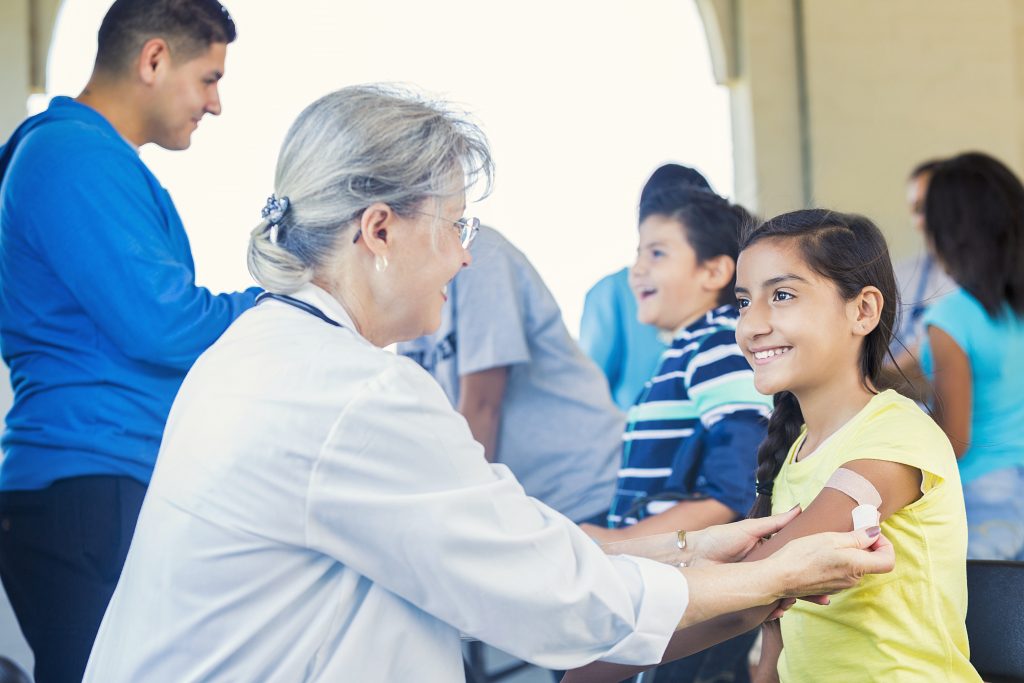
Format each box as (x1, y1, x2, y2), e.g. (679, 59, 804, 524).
(83, 284, 688, 682)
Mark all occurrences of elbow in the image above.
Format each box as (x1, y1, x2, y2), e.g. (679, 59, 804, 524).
(122, 328, 203, 369)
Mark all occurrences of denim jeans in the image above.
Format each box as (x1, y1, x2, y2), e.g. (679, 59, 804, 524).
(963, 465, 1024, 561)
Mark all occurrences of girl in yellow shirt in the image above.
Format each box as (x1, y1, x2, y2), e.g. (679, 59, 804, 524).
(733, 209, 979, 682)
(565, 209, 977, 683)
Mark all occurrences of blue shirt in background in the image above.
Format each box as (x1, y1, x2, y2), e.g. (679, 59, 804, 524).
(608, 305, 771, 527)
(0, 96, 258, 490)
(920, 288, 1024, 483)
(579, 268, 667, 410)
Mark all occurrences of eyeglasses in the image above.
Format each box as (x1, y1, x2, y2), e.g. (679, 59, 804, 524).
(413, 212, 480, 249)
(352, 211, 479, 249)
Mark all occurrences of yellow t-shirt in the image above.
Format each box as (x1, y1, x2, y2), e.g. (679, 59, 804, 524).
(771, 390, 980, 682)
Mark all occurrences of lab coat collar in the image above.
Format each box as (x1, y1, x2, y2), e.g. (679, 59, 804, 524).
(288, 283, 367, 342)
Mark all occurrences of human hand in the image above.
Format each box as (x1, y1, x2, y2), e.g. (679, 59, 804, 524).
(768, 526, 895, 599)
(685, 505, 802, 567)
(764, 598, 796, 622)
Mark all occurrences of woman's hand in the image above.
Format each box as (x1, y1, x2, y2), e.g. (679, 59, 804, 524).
(768, 526, 895, 599)
(685, 505, 802, 567)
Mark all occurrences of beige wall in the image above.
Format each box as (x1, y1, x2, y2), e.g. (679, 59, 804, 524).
(0, 1, 32, 137)
(699, 0, 1024, 259)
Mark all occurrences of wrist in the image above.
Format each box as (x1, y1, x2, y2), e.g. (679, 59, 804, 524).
(600, 530, 695, 566)
(763, 555, 794, 601)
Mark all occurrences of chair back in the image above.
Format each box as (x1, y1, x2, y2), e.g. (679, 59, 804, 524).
(965, 559, 1024, 681)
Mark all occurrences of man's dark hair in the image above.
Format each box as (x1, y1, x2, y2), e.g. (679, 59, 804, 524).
(94, 0, 236, 74)
(908, 158, 943, 181)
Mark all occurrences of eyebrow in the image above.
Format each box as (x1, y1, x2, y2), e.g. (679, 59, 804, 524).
(734, 273, 810, 294)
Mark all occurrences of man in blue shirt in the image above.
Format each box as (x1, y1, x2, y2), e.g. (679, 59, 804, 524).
(0, 2, 256, 681)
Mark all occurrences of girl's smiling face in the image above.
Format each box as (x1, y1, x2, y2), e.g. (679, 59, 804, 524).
(734, 238, 866, 397)
(630, 215, 727, 332)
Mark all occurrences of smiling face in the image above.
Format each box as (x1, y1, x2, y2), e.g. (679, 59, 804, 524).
(734, 239, 866, 398)
(630, 214, 722, 332)
(148, 42, 226, 150)
(390, 194, 472, 340)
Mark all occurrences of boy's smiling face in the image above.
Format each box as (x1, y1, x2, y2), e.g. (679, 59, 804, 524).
(630, 215, 717, 332)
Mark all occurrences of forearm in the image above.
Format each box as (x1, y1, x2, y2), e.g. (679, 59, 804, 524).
(459, 402, 501, 462)
(753, 623, 783, 683)
(458, 367, 508, 463)
(604, 499, 737, 541)
(565, 581, 770, 683)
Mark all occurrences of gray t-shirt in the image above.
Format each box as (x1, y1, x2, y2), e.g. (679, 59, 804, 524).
(398, 226, 623, 522)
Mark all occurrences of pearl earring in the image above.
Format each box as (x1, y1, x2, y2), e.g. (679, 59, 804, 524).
(375, 254, 389, 273)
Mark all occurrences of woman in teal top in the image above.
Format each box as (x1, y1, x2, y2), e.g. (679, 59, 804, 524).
(920, 151, 1024, 560)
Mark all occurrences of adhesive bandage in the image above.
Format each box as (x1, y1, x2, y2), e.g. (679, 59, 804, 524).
(824, 467, 881, 530)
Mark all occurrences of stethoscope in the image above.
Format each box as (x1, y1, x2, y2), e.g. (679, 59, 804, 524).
(255, 292, 343, 328)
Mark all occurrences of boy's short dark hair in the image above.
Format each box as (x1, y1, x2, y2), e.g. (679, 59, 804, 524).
(94, 0, 236, 74)
(639, 163, 713, 205)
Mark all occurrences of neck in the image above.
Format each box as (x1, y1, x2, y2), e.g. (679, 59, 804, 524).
(793, 367, 876, 454)
(312, 271, 395, 348)
(666, 295, 722, 336)
(76, 77, 148, 147)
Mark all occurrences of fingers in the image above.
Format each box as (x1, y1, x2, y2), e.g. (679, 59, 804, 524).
(797, 594, 830, 605)
(737, 505, 802, 539)
(830, 527, 896, 575)
(766, 597, 798, 621)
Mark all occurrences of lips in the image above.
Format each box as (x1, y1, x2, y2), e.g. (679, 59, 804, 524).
(634, 286, 657, 301)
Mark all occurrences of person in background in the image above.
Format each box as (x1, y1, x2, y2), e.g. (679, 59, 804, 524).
(399, 225, 620, 525)
(0, 2, 256, 681)
(920, 151, 1024, 561)
(891, 159, 955, 361)
(580, 164, 714, 410)
(581, 187, 770, 683)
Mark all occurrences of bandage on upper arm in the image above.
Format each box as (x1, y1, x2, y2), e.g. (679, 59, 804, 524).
(824, 467, 881, 529)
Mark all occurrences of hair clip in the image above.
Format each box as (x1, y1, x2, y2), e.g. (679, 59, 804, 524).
(261, 194, 290, 224)
(261, 194, 291, 244)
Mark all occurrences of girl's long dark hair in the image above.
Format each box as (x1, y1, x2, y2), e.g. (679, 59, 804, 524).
(924, 151, 1024, 317)
(744, 210, 899, 518)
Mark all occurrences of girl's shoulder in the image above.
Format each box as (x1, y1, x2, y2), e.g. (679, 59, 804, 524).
(839, 390, 958, 481)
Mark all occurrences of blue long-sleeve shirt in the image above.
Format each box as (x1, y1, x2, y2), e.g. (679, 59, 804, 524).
(0, 96, 258, 490)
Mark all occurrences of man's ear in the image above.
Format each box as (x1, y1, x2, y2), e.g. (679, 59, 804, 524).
(701, 254, 736, 294)
(355, 203, 393, 257)
(849, 285, 884, 337)
(137, 38, 170, 86)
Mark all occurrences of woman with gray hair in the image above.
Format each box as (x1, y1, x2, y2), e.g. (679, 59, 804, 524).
(83, 85, 894, 682)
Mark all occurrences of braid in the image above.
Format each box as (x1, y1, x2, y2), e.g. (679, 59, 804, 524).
(749, 391, 804, 518)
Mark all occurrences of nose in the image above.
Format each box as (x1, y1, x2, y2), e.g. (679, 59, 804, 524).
(206, 85, 223, 117)
(461, 245, 473, 269)
(737, 300, 771, 343)
(629, 255, 646, 281)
